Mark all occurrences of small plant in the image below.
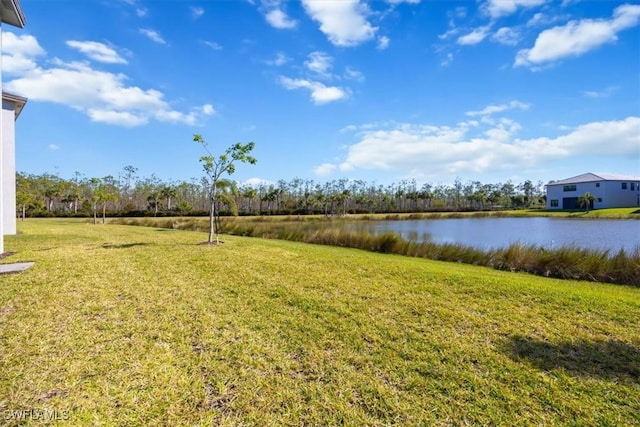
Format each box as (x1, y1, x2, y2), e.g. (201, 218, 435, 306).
(578, 192, 598, 213)
(194, 134, 257, 245)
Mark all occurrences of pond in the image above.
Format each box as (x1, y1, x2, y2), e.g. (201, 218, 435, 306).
(346, 217, 640, 253)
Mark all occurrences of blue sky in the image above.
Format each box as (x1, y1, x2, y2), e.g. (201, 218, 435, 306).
(4, 0, 639, 186)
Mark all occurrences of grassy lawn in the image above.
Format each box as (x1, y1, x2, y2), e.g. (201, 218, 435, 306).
(505, 207, 640, 219)
(1, 220, 639, 426)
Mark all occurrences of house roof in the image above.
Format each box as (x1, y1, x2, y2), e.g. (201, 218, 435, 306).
(1, 0, 26, 28)
(548, 172, 640, 185)
(2, 91, 27, 119)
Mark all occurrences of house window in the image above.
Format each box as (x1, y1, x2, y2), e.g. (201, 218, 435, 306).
(563, 185, 577, 192)
(550, 200, 559, 207)
(595, 183, 600, 188)
(598, 198, 602, 202)
(622, 183, 628, 190)
(632, 183, 636, 191)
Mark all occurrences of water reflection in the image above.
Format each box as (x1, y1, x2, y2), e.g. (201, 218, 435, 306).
(344, 218, 639, 252)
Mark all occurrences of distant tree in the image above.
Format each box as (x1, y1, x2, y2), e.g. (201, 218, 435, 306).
(156, 183, 178, 212)
(578, 192, 597, 213)
(194, 134, 257, 244)
(89, 178, 101, 224)
(121, 165, 138, 202)
(44, 177, 63, 211)
(89, 177, 119, 224)
(147, 190, 161, 216)
(212, 179, 239, 233)
(16, 173, 37, 220)
(241, 186, 258, 213)
(519, 180, 535, 207)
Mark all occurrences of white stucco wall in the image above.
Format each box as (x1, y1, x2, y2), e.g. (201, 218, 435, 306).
(2, 98, 16, 235)
(546, 180, 640, 209)
(600, 180, 640, 208)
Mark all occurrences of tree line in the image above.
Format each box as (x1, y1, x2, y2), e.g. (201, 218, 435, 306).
(16, 166, 546, 219)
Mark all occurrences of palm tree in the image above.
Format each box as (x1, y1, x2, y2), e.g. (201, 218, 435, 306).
(578, 192, 597, 212)
(160, 185, 178, 211)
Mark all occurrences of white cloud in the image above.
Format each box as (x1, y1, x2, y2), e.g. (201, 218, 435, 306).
(386, 0, 420, 4)
(466, 101, 529, 117)
(2, 32, 45, 57)
(123, 0, 148, 17)
(492, 27, 520, 45)
(515, 4, 640, 68)
(154, 109, 199, 126)
(266, 52, 289, 66)
(66, 40, 127, 64)
(243, 177, 274, 187)
(139, 29, 166, 45)
(457, 25, 491, 45)
(377, 35, 390, 50)
(526, 12, 566, 28)
(313, 163, 337, 177)
(337, 116, 640, 175)
(527, 12, 551, 27)
(48, 144, 60, 151)
(279, 76, 350, 104)
(201, 40, 222, 50)
(344, 67, 364, 82)
(440, 53, 454, 67)
(301, 0, 377, 47)
(305, 51, 333, 77)
(582, 86, 617, 98)
(1, 32, 45, 74)
(3, 55, 40, 74)
(438, 28, 459, 41)
(265, 8, 297, 29)
(4, 36, 214, 127)
(191, 6, 205, 19)
(201, 104, 216, 115)
(484, 0, 548, 19)
(88, 109, 148, 127)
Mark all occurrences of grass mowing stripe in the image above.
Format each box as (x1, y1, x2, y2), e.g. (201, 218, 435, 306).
(0, 220, 638, 426)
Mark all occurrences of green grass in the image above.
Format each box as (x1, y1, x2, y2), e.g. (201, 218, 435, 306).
(505, 207, 640, 219)
(113, 217, 640, 286)
(1, 220, 639, 425)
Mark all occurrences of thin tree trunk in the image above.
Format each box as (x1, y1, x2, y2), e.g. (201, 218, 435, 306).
(209, 197, 215, 244)
(212, 184, 219, 244)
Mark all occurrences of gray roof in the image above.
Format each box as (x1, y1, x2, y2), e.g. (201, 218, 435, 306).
(1, 0, 26, 27)
(549, 172, 640, 185)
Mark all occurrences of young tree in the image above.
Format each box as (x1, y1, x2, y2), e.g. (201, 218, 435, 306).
(578, 192, 597, 213)
(194, 134, 257, 244)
